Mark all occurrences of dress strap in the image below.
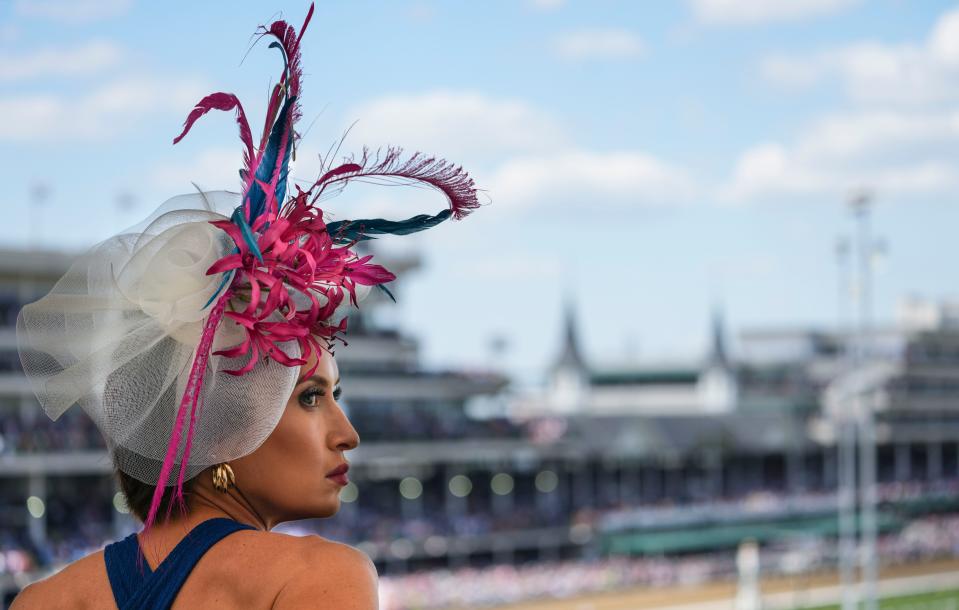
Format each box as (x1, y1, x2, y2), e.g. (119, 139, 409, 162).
(104, 517, 257, 610)
(104, 530, 153, 606)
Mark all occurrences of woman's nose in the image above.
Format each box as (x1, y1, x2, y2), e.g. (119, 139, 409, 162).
(332, 405, 360, 451)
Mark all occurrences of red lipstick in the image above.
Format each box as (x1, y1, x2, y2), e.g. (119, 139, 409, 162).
(326, 463, 349, 486)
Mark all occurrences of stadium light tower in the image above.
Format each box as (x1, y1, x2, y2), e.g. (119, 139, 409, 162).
(850, 190, 879, 610)
(835, 231, 858, 610)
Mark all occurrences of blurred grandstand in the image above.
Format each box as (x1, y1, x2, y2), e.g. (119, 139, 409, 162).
(2, 245, 959, 608)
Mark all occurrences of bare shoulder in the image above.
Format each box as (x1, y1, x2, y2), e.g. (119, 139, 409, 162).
(220, 528, 371, 570)
(10, 550, 111, 610)
(269, 535, 378, 610)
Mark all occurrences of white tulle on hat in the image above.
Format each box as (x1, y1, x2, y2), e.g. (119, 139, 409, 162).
(17, 192, 297, 484)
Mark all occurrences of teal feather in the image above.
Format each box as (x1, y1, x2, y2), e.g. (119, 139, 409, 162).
(202, 268, 235, 309)
(231, 208, 265, 263)
(326, 209, 452, 244)
(376, 283, 396, 303)
(246, 96, 294, 222)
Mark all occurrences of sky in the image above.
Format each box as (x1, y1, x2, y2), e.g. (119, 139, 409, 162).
(2, 0, 958, 387)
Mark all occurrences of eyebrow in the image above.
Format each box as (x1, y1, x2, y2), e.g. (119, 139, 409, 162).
(297, 374, 341, 386)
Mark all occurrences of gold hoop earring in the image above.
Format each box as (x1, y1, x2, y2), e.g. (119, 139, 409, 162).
(212, 463, 235, 493)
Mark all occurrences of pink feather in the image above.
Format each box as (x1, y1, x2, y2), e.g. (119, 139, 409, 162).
(142, 290, 232, 534)
(173, 93, 255, 176)
(311, 146, 481, 220)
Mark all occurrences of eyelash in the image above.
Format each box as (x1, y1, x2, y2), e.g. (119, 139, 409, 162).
(299, 385, 342, 407)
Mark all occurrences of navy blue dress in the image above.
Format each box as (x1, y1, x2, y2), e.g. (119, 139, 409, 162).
(103, 517, 256, 609)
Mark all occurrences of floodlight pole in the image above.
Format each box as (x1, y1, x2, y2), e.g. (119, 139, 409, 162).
(835, 235, 858, 610)
(850, 192, 879, 610)
(838, 411, 858, 610)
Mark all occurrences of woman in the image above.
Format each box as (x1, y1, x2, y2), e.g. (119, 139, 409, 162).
(12, 347, 379, 609)
(11, 4, 481, 608)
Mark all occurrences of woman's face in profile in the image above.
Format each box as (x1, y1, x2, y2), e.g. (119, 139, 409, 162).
(230, 345, 360, 525)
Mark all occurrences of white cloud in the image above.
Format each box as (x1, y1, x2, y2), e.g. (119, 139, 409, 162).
(760, 7, 959, 106)
(553, 29, 645, 61)
(14, 0, 132, 24)
(245, 91, 698, 223)
(731, 6, 959, 204)
(721, 110, 959, 203)
(0, 40, 123, 82)
(489, 149, 697, 210)
(721, 142, 829, 202)
(690, 0, 860, 26)
(793, 111, 959, 165)
(0, 76, 208, 141)
(147, 147, 246, 194)
(337, 90, 568, 164)
(929, 7, 959, 67)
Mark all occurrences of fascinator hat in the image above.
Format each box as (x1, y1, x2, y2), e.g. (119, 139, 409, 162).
(16, 4, 480, 532)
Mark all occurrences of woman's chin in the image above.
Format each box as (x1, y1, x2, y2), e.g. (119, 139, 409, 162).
(308, 495, 340, 519)
(282, 484, 343, 520)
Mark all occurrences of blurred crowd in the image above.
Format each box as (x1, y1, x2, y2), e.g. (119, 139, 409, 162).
(378, 512, 959, 610)
(380, 554, 731, 609)
(1, 503, 113, 578)
(306, 504, 569, 547)
(343, 398, 523, 443)
(593, 479, 959, 532)
(0, 409, 104, 454)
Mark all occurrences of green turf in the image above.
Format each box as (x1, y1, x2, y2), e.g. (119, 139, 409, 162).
(798, 588, 959, 610)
